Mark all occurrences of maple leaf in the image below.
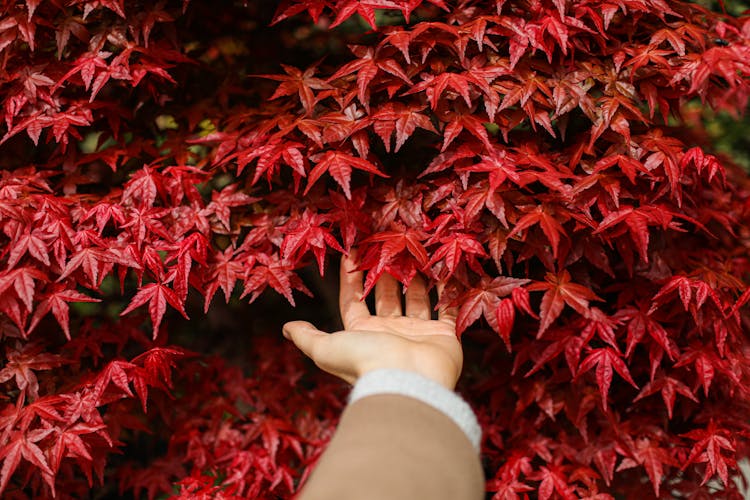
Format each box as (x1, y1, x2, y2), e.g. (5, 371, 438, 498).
(329, 0, 401, 29)
(28, 285, 100, 339)
(84, 202, 126, 235)
(523, 326, 585, 378)
(459, 147, 522, 191)
(54, 13, 87, 58)
(55, 49, 132, 101)
(528, 270, 602, 337)
(122, 165, 163, 208)
(489, 478, 535, 499)
(458, 180, 509, 226)
(593, 205, 698, 265)
(168, 232, 209, 303)
(616, 436, 678, 497)
(328, 189, 369, 251)
(133, 3, 173, 46)
(120, 282, 189, 338)
(11, 396, 65, 436)
(372, 103, 437, 152)
(379, 26, 420, 64)
(304, 150, 388, 200)
(125, 347, 189, 413)
(0, 427, 55, 495)
(634, 374, 698, 418)
(579, 307, 621, 350)
(93, 360, 135, 403)
(428, 232, 487, 279)
(281, 210, 345, 275)
(509, 204, 568, 259)
(449, 276, 530, 336)
(649, 275, 722, 315)
(272, 0, 328, 24)
(206, 183, 259, 231)
(0, 343, 65, 401)
(0, 266, 46, 312)
(258, 64, 334, 115)
(329, 45, 412, 109)
(441, 109, 494, 151)
(406, 70, 485, 111)
(374, 179, 424, 230)
(203, 247, 245, 312)
(577, 347, 638, 412)
(360, 225, 430, 296)
(682, 421, 737, 487)
(48, 422, 107, 475)
(615, 305, 679, 363)
(57, 247, 116, 288)
(236, 137, 307, 185)
(241, 254, 312, 306)
(530, 465, 576, 500)
(121, 208, 174, 248)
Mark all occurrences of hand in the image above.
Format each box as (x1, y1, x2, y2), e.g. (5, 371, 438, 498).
(282, 253, 462, 390)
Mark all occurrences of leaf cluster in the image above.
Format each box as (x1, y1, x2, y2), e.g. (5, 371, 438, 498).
(0, 0, 750, 498)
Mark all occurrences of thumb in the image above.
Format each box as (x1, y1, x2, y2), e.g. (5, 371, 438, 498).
(283, 321, 329, 361)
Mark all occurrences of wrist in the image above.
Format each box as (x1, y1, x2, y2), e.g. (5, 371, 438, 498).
(348, 368, 482, 450)
(358, 355, 460, 390)
(359, 367, 456, 390)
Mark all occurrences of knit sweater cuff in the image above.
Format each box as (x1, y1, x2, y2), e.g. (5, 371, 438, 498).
(348, 369, 482, 451)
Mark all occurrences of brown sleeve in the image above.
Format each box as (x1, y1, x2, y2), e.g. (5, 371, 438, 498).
(298, 394, 485, 500)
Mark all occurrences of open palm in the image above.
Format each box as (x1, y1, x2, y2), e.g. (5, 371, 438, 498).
(283, 253, 462, 389)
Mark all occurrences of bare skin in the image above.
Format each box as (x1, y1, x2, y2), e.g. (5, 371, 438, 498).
(282, 253, 462, 390)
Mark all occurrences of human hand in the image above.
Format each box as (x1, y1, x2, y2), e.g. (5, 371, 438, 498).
(282, 253, 462, 390)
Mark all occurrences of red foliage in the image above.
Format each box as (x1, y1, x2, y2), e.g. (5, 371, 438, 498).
(1, 0, 750, 498)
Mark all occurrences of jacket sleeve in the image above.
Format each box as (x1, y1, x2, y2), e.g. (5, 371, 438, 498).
(298, 371, 485, 500)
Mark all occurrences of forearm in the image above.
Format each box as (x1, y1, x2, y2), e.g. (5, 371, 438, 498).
(298, 371, 485, 500)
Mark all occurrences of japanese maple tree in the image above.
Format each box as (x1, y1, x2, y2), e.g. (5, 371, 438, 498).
(1, 0, 750, 498)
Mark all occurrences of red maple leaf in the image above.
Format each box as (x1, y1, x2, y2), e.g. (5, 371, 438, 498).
(29, 285, 100, 339)
(0, 343, 64, 401)
(528, 270, 602, 337)
(530, 464, 576, 500)
(577, 347, 638, 412)
(0, 266, 46, 313)
(372, 102, 437, 152)
(258, 64, 334, 115)
(120, 282, 188, 338)
(241, 254, 312, 306)
(509, 204, 568, 260)
(281, 210, 345, 274)
(48, 422, 107, 474)
(617, 436, 678, 497)
(0, 427, 55, 495)
(329, 45, 412, 109)
(203, 247, 246, 312)
(360, 224, 430, 296)
(634, 374, 698, 418)
(304, 150, 388, 200)
(428, 232, 487, 279)
(449, 275, 530, 335)
(682, 420, 737, 486)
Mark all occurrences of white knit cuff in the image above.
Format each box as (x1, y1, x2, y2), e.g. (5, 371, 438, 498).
(348, 369, 482, 451)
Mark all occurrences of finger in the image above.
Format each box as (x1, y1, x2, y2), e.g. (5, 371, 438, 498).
(436, 282, 458, 324)
(375, 273, 402, 317)
(339, 253, 370, 329)
(405, 275, 430, 320)
(283, 321, 358, 383)
(283, 321, 330, 361)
